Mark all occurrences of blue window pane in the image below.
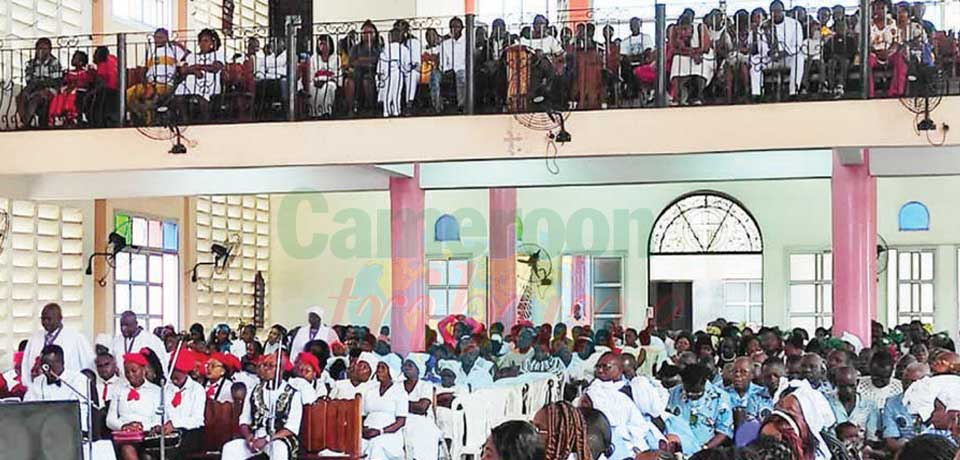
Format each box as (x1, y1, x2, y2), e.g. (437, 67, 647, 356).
(163, 222, 179, 250)
(434, 214, 460, 242)
(898, 202, 930, 232)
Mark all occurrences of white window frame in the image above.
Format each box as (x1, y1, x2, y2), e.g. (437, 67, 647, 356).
(426, 256, 471, 320)
(787, 250, 833, 330)
(886, 248, 935, 327)
(722, 279, 763, 324)
(113, 212, 180, 333)
(560, 253, 625, 328)
(112, 0, 174, 30)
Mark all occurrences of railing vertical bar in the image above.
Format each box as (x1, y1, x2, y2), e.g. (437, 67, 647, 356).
(286, 16, 300, 122)
(654, 4, 667, 108)
(859, 0, 871, 99)
(465, 13, 476, 115)
(117, 33, 127, 127)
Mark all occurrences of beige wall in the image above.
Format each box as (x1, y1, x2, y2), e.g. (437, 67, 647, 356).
(4, 98, 957, 176)
(315, 0, 417, 22)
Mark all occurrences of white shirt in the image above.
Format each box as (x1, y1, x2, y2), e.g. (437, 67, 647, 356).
(289, 376, 325, 405)
(520, 35, 563, 55)
(229, 341, 248, 361)
(111, 331, 168, 380)
(22, 326, 95, 387)
(176, 48, 226, 100)
(145, 44, 187, 85)
(452, 358, 494, 390)
(24, 370, 92, 431)
(330, 379, 373, 400)
(205, 376, 235, 403)
(439, 35, 467, 72)
(621, 33, 653, 56)
(312, 53, 341, 85)
(291, 325, 339, 355)
(233, 371, 260, 393)
(96, 375, 120, 410)
(107, 381, 162, 431)
(165, 378, 206, 430)
(629, 375, 669, 419)
(239, 381, 303, 437)
(253, 50, 288, 80)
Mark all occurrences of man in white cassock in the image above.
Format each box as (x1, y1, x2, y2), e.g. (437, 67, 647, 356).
(750, 0, 805, 97)
(21, 303, 95, 387)
(111, 311, 168, 380)
(290, 307, 339, 355)
(25, 344, 117, 460)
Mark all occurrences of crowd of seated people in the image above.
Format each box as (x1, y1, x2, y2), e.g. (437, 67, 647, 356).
(9, 1, 959, 128)
(6, 301, 960, 460)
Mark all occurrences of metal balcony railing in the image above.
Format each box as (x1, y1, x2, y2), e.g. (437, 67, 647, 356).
(0, 0, 957, 133)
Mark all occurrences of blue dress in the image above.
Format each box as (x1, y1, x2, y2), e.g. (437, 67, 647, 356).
(666, 385, 734, 456)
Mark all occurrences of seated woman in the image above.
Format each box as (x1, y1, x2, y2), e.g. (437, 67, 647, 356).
(330, 352, 377, 399)
(205, 352, 239, 403)
(868, 0, 906, 98)
(289, 352, 326, 405)
(107, 349, 162, 460)
(308, 34, 340, 119)
(345, 20, 382, 115)
(361, 361, 407, 460)
(174, 28, 225, 122)
(160, 351, 205, 460)
(402, 353, 443, 460)
(16, 37, 62, 128)
(48, 50, 94, 127)
(482, 420, 545, 460)
(669, 11, 714, 105)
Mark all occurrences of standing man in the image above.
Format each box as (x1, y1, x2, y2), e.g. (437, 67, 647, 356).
(24, 345, 117, 460)
(111, 311, 168, 380)
(22, 303, 95, 387)
(290, 307, 338, 354)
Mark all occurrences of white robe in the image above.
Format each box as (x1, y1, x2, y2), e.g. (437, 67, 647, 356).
(451, 358, 494, 390)
(362, 382, 409, 460)
(290, 325, 338, 355)
(751, 16, 804, 96)
(164, 378, 206, 430)
(21, 327, 95, 387)
(403, 38, 422, 103)
(403, 379, 442, 460)
(629, 375, 670, 420)
(330, 379, 373, 400)
(111, 331, 169, 380)
(107, 381, 162, 431)
(585, 380, 665, 459)
(24, 371, 117, 460)
(288, 376, 325, 405)
(378, 42, 410, 118)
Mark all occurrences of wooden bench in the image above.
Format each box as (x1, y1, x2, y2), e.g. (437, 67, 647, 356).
(187, 400, 240, 459)
(299, 397, 363, 459)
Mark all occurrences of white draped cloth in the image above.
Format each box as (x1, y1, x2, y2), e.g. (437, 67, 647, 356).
(21, 326, 95, 387)
(585, 380, 665, 459)
(630, 375, 670, 419)
(773, 380, 836, 460)
(362, 382, 409, 460)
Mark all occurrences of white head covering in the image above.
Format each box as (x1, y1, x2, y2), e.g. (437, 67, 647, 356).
(357, 352, 380, 381)
(381, 353, 402, 381)
(935, 375, 960, 411)
(405, 352, 430, 379)
(774, 379, 836, 460)
(840, 332, 864, 354)
(437, 359, 460, 375)
(306, 306, 323, 324)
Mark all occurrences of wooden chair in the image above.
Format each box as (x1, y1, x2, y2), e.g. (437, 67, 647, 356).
(299, 396, 363, 459)
(187, 400, 240, 459)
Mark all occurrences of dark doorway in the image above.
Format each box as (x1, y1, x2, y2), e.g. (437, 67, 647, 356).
(649, 281, 693, 331)
(268, 0, 313, 53)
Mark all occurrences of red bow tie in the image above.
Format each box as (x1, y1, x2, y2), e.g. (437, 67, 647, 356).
(102, 383, 109, 402)
(172, 389, 184, 408)
(127, 388, 140, 401)
(206, 385, 216, 398)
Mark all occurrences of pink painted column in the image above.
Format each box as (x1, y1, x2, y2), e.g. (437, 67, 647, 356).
(390, 165, 425, 354)
(489, 188, 518, 327)
(831, 149, 877, 347)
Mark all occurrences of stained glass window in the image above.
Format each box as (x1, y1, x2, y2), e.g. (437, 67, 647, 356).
(649, 192, 763, 254)
(113, 212, 180, 332)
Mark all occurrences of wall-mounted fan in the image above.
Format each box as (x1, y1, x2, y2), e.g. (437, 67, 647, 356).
(0, 209, 8, 257)
(900, 65, 949, 140)
(515, 243, 554, 321)
(191, 233, 241, 284)
(877, 234, 889, 276)
(85, 232, 128, 286)
(508, 48, 572, 174)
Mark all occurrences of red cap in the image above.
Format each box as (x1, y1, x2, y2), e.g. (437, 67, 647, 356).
(296, 352, 321, 375)
(124, 351, 149, 368)
(258, 353, 293, 373)
(172, 350, 197, 374)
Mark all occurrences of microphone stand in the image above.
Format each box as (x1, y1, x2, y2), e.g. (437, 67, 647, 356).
(52, 372, 94, 460)
(159, 340, 185, 460)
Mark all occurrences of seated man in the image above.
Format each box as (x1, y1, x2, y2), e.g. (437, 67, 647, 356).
(580, 352, 665, 459)
(725, 357, 767, 427)
(665, 364, 734, 456)
(161, 351, 206, 460)
(858, 349, 903, 408)
(520, 340, 566, 379)
(16, 37, 62, 128)
(25, 345, 116, 460)
(750, 1, 805, 99)
(222, 353, 303, 460)
(452, 338, 494, 389)
(824, 366, 881, 442)
(106, 349, 162, 460)
(125, 28, 189, 124)
(883, 362, 929, 455)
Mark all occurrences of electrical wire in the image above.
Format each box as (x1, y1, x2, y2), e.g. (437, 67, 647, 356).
(545, 136, 560, 175)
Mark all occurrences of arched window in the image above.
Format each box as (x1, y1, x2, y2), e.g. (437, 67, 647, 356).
(649, 192, 763, 254)
(434, 214, 460, 241)
(898, 202, 930, 232)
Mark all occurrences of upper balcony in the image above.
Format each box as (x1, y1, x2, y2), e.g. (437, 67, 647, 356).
(1, 2, 959, 174)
